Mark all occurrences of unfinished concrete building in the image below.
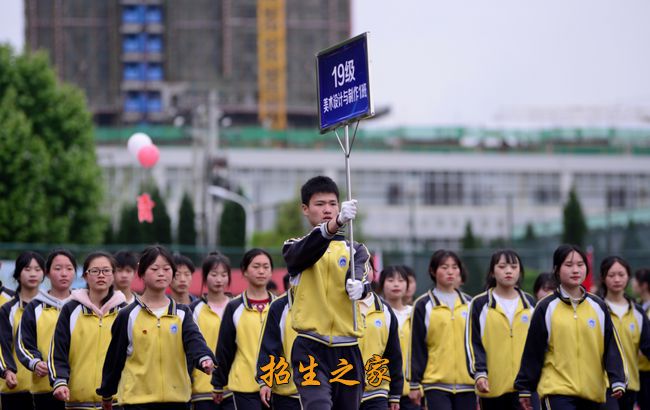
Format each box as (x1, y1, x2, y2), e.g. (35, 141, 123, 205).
(25, 0, 351, 128)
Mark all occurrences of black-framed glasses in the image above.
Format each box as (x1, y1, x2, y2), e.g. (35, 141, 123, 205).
(86, 268, 114, 276)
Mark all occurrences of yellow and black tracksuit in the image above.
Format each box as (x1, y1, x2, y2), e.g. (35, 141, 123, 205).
(49, 289, 126, 410)
(639, 302, 650, 408)
(515, 287, 627, 405)
(96, 296, 215, 406)
(256, 291, 300, 409)
(465, 288, 535, 408)
(358, 292, 403, 408)
(605, 298, 650, 409)
(395, 305, 417, 410)
(0, 283, 15, 307)
(410, 289, 475, 410)
(212, 291, 275, 406)
(16, 290, 71, 403)
(0, 297, 32, 408)
(189, 296, 229, 405)
(283, 224, 371, 410)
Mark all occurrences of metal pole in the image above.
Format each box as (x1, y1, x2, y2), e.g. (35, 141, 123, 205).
(344, 124, 358, 331)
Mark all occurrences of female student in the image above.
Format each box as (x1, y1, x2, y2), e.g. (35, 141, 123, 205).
(49, 251, 126, 409)
(97, 245, 215, 410)
(516, 244, 627, 410)
(410, 249, 475, 410)
(190, 253, 232, 410)
(635, 268, 650, 409)
(358, 279, 403, 410)
(17, 248, 75, 410)
(0, 251, 45, 410)
(599, 256, 650, 410)
(379, 265, 418, 410)
(465, 249, 535, 410)
(212, 248, 275, 410)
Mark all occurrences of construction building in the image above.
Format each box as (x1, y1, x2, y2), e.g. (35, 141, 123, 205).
(24, 0, 351, 127)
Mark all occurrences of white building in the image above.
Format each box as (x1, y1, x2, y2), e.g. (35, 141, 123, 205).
(96, 126, 650, 250)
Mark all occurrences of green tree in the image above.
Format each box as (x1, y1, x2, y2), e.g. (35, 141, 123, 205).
(622, 219, 642, 251)
(0, 45, 104, 243)
(219, 188, 246, 248)
(461, 221, 481, 249)
(252, 197, 305, 249)
(140, 186, 172, 245)
(0, 88, 50, 242)
(177, 192, 197, 246)
(115, 203, 141, 245)
(524, 223, 536, 242)
(562, 188, 588, 247)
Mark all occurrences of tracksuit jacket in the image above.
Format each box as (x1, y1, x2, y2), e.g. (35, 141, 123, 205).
(606, 297, 650, 391)
(396, 305, 412, 398)
(283, 223, 371, 346)
(96, 296, 215, 406)
(48, 289, 126, 409)
(255, 291, 299, 398)
(410, 288, 474, 393)
(189, 296, 229, 403)
(212, 291, 276, 395)
(0, 283, 15, 307)
(0, 297, 31, 394)
(639, 303, 650, 373)
(464, 288, 535, 398)
(16, 289, 72, 394)
(358, 292, 404, 404)
(515, 287, 627, 403)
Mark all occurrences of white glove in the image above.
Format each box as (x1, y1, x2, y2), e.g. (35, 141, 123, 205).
(346, 278, 364, 301)
(337, 199, 358, 226)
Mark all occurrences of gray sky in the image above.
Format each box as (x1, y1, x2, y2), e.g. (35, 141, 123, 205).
(3, 0, 650, 126)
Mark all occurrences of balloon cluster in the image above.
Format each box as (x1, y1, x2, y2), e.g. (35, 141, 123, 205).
(127, 132, 160, 168)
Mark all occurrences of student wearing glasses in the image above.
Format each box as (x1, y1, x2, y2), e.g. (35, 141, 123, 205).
(49, 251, 127, 409)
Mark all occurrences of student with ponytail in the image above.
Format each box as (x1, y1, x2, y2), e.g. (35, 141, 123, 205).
(190, 252, 232, 409)
(465, 249, 535, 409)
(516, 244, 627, 410)
(599, 256, 650, 410)
(17, 248, 75, 410)
(49, 251, 127, 409)
(0, 251, 45, 410)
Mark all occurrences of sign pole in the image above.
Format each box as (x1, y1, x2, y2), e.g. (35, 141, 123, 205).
(343, 123, 358, 332)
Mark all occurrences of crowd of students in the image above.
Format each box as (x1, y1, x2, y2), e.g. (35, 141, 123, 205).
(0, 175, 648, 410)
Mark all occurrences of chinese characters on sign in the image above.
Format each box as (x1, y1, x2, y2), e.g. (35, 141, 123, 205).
(317, 32, 374, 133)
(259, 354, 390, 387)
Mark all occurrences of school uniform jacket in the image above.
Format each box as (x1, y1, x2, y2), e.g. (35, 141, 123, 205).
(0, 297, 31, 394)
(189, 296, 229, 403)
(48, 289, 126, 409)
(465, 288, 535, 398)
(255, 291, 299, 398)
(0, 283, 15, 307)
(212, 291, 275, 394)
(639, 303, 650, 373)
(515, 288, 627, 403)
(96, 296, 215, 405)
(606, 298, 650, 391)
(16, 290, 71, 394)
(396, 305, 412, 397)
(410, 289, 474, 393)
(358, 293, 404, 404)
(283, 223, 371, 346)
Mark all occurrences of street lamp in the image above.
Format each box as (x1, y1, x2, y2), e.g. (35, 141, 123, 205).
(207, 185, 254, 249)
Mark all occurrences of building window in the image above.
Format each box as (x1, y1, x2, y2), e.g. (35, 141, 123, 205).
(122, 34, 144, 53)
(147, 92, 162, 112)
(146, 63, 163, 81)
(146, 35, 163, 53)
(125, 91, 145, 112)
(387, 183, 402, 205)
(123, 62, 145, 81)
(423, 173, 463, 205)
(145, 6, 163, 24)
(122, 5, 145, 24)
(606, 188, 626, 209)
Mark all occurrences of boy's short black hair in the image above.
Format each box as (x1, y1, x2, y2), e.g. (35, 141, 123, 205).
(533, 272, 556, 296)
(301, 176, 339, 205)
(173, 254, 195, 273)
(114, 250, 138, 270)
